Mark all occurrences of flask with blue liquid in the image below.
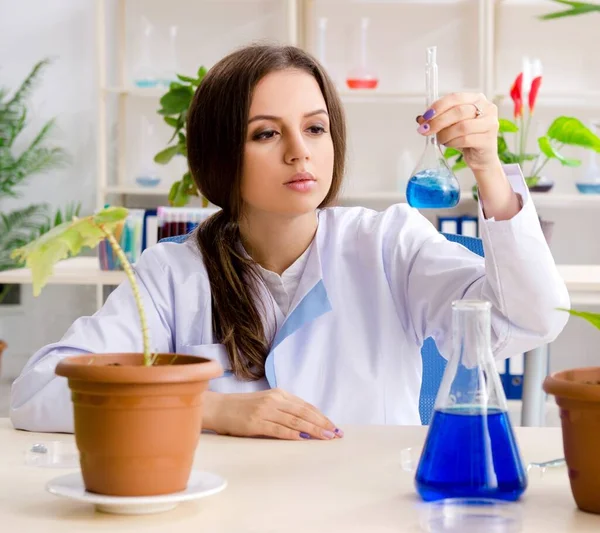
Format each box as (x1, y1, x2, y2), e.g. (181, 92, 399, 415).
(406, 46, 460, 209)
(415, 300, 528, 502)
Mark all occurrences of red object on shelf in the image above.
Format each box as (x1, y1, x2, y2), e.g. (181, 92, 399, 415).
(346, 78, 379, 90)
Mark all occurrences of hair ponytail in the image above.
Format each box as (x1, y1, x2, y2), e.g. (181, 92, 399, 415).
(196, 212, 269, 380)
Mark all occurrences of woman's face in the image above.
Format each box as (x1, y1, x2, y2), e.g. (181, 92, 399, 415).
(241, 69, 334, 219)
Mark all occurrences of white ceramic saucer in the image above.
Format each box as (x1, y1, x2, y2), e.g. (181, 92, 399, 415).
(46, 470, 227, 515)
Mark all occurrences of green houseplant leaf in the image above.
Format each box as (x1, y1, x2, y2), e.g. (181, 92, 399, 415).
(559, 308, 600, 330)
(154, 145, 181, 165)
(11, 207, 128, 295)
(499, 119, 519, 133)
(539, 1, 600, 20)
(538, 136, 581, 167)
(11, 207, 155, 366)
(155, 66, 208, 207)
(547, 117, 600, 151)
(158, 87, 193, 115)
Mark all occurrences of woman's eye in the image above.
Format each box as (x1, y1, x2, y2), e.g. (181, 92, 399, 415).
(307, 125, 326, 135)
(253, 130, 278, 140)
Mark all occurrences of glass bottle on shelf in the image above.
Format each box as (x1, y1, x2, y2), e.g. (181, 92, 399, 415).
(134, 114, 161, 188)
(346, 17, 378, 90)
(415, 300, 528, 502)
(132, 16, 160, 88)
(576, 121, 600, 194)
(161, 25, 180, 88)
(405, 46, 460, 208)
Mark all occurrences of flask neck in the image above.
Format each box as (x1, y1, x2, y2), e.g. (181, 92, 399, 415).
(452, 302, 493, 369)
(435, 300, 508, 413)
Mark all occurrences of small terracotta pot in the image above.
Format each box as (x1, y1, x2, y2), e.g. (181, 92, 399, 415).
(543, 367, 600, 514)
(55, 353, 222, 497)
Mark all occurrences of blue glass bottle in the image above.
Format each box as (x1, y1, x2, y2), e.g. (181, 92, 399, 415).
(415, 300, 528, 502)
(406, 46, 460, 209)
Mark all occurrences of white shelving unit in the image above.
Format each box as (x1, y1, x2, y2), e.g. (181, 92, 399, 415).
(81, 0, 600, 305)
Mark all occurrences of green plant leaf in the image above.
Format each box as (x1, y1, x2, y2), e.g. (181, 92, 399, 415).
(176, 74, 198, 84)
(11, 208, 128, 296)
(93, 206, 128, 224)
(164, 116, 179, 127)
(547, 117, 600, 151)
(154, 145, 180, 165)
(498, 136, 509, 154)
(197, 66, 207, 81)
(5, 59, 51, 110)
(525, 176, 540, 188)
(538, 136, 581, 167)
(500, 152, 520, 164)
(443, 147, 461, 159)
(538, 1, 600, 20)
(159, 87, 193, 115)
(499, 119, 519, 133)
(558, 307, 600, 330)
(452, 160, 468, 172)
(168, 180, 188, 207)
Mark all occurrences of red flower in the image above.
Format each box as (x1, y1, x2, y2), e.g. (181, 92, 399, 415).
(529, 76, 542, 114)
(510, 73, 523, 119)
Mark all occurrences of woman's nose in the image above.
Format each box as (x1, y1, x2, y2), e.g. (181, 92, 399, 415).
(284, 134, 310, 164)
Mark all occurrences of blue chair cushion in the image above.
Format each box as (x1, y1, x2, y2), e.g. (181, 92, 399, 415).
(418, 233, 484, 424)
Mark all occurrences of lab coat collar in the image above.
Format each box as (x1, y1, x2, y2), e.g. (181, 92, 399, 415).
(265, 210, 333, 387)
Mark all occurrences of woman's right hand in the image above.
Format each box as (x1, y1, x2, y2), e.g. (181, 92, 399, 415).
(203, 388, 343, 441)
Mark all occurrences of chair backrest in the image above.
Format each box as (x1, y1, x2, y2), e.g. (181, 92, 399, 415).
(418, 233, 484, 425)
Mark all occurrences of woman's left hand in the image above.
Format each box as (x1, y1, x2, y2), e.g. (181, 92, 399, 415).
(417, 93, 500, 173)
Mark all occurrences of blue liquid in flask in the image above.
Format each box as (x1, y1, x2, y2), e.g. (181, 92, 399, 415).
(406, 169, 460, 209)
(415, 407, 528, 502)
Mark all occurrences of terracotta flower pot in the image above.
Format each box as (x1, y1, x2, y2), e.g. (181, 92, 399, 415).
(543, 367, 600, 514)
(55, 353, 222, 497)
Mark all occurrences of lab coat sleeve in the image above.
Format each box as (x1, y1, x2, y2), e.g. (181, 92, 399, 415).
(10, 247, 175, 433)
(385, 163, 570, 361)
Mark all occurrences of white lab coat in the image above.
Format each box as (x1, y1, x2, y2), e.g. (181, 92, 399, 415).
(10, 165, 570, 433)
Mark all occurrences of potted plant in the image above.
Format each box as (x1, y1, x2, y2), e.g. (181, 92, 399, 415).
(544, 308, 600, 514)
(153, 66, 207, 207)
(11, 206, 223, 497)
(444, 61, 600, 196)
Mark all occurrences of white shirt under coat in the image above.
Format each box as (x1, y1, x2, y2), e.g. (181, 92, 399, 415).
(9, 164, 570, 433)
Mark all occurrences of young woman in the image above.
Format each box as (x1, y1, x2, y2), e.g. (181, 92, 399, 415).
(11, 45, 569, 439)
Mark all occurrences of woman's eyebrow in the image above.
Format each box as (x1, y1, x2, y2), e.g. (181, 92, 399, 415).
(248, 108, 329, 124)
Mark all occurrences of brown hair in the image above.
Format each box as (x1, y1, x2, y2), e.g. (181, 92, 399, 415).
(187, 44, 346, 381)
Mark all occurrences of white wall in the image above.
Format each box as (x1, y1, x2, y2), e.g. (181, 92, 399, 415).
(0, 0, 99, 378)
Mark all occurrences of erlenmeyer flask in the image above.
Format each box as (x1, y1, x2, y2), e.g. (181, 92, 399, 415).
(406, 46, 460, 208)
(346, 17, 378, 90)
(415, 300, 528, 502)
(132, 16, 160, 88)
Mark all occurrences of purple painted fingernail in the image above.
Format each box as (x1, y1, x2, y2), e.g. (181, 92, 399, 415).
(322, 430, 335, 439)
(423, 108, 435, 120)
(417, 123, 430, 134)
(334, 428, 344, 438)
(300, 432, 311, 439)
